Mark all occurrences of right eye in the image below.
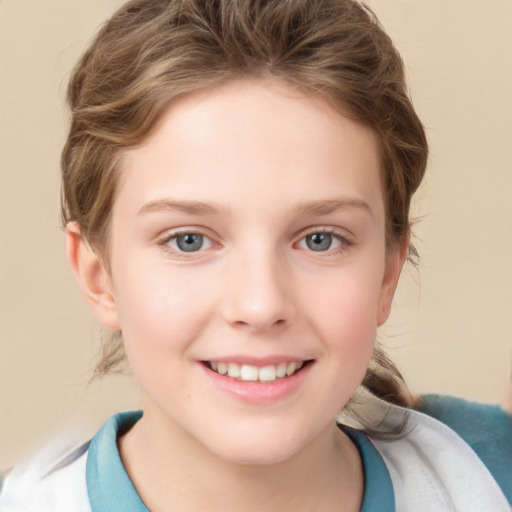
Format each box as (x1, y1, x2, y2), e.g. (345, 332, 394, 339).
(296, 229, 350, 254)
(164, 232, 213, 253)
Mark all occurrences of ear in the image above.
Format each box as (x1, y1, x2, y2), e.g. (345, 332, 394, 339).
(377, 235, 409, 326)
(66, 222, 120, 330)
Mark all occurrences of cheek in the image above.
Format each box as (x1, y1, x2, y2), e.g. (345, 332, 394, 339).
(305, 265, 383, 327)
(112, 259, 217, 370)
(301, 265, 384, 363)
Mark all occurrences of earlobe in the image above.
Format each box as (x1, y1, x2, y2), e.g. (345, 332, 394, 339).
(377, 236, 409, 326)
(66, 222, 120, 330)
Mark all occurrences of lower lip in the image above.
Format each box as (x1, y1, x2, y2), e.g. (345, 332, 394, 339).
(199, 363, 313, 404)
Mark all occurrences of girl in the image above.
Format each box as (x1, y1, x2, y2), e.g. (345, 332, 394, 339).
(1, 0, 510, 510)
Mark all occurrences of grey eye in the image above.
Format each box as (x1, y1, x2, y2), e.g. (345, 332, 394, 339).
(298, 232, 344, 252)
(172, 233, 210, 252)
(305, 233, 333, 251)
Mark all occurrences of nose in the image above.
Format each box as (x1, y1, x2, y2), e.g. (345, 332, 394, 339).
(221, 247, 296, 333)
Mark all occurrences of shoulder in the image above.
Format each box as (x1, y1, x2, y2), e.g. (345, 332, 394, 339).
(345, 389, 511, 510)
(416, 394, 512, 503)
(0, 411, 141, 512)
(0, 439, 92, 512)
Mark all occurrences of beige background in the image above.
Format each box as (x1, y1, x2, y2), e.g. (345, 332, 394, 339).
(1, 0, 511, 467)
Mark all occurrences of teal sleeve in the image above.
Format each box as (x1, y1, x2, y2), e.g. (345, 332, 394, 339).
(416, 394, 512, 504)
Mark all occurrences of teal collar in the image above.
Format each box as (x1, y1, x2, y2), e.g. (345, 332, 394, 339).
(342, 426, 395, 512)
(86, 412, 395, 511)
(86, 411, 148, 512)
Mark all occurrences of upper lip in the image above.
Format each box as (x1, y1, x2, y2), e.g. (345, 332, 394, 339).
(201, 356, 313, 366)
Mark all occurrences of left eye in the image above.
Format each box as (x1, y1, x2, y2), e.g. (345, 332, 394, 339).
(166, 233, 213, 253)
(298, 232, 344, 252)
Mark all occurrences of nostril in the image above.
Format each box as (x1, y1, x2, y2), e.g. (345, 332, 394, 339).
(229, 316, 287, 332)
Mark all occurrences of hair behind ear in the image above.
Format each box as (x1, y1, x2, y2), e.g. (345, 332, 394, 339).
(361, 343, 415, 408)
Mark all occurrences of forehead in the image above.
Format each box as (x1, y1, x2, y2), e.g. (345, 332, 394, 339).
(117, 79, 384, 221)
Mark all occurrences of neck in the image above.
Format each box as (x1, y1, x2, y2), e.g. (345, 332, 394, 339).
(119, 410, 363, 512)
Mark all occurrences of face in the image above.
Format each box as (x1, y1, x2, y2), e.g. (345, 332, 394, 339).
(75, 80, 404, 465)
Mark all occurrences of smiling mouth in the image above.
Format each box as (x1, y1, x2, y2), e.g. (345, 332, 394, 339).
(203, 360, 312, 383)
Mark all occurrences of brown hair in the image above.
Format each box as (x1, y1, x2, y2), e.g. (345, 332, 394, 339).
(61, 0, 427, 407)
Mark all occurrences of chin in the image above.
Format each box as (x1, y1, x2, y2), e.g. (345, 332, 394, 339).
(205, 426, 314, 466)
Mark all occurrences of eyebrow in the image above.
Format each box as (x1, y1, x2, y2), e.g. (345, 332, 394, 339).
(295, 198, 373, 217)
(137, 197, 372, 217)
(137, 199, 228, 216)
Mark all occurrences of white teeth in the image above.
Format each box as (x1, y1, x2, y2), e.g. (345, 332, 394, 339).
(286, 362, 297, 376)
(276, 363, 287, 378)
(209, 361, 306, 382)
(228, 363, 241, 378)
(240, 364, 259, 381)
(258, 365, 277, 382)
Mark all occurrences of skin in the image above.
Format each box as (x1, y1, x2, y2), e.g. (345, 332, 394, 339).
(67, 79, 407, 511)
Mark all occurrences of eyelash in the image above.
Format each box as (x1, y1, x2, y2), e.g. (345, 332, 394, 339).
(296, 228, 352, 255)
(158, 228, 352, 258)
(158, 231, 214, 258)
